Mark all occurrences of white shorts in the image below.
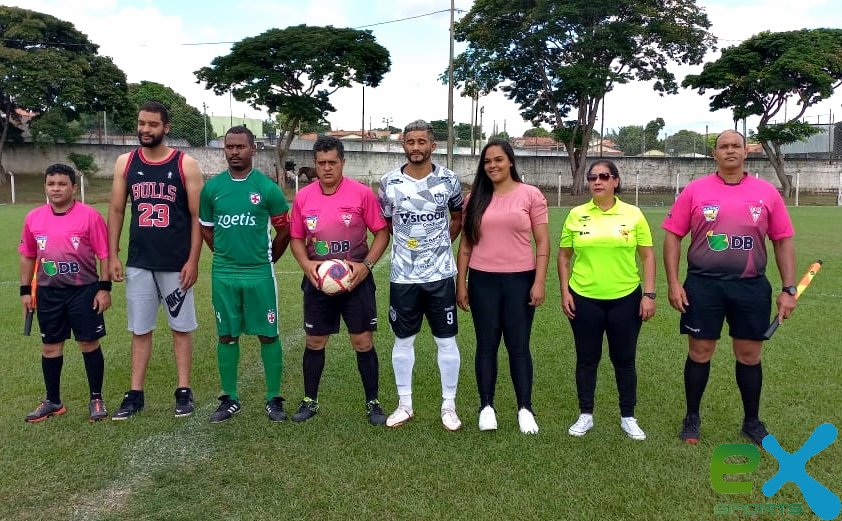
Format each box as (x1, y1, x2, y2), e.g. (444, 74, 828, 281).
(125, 267, 198, 334)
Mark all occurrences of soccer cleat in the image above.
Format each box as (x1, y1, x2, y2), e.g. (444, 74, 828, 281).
(111, 391, 144, 421)
(441, 408, 462, 431)
(265, 397, 287, 422)
(742, 418, 770, 446)
(478, 405, 497, 431)
(679, 413, 701, 444)
(518, 408, 539, 434)
(174, 387, 195, 418)
(25, 399, 66, 423)
(292, 397, 319, 423)
(386, 405, 414, 428)
(620, 416, 646, 440)
(88, 397, 109, 422)
(366, 399, 387, 426)
(209, 395, 241, 423)
(568, 413, 594, 437)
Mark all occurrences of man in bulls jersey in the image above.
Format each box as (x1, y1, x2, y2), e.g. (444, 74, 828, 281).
(663, 130, 796, 446)
(199, 126, 291, 423)
(107, 101, 204, 420)
(19, 164, 112, 422)
(378, 120, 464, 431)
(289, 135, 390, 425)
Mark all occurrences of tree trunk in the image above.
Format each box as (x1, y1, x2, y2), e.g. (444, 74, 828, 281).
(760, 140, 792, 197)
(273, 118, 300, 187)
(0, 100, 11, 181)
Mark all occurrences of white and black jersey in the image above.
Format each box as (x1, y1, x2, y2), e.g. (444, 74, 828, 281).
(379, 164, 463, 284)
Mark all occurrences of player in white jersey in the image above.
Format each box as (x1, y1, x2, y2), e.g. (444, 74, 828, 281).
(378, 120, 464, 431)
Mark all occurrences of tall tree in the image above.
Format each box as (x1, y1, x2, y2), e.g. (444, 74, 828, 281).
(607, 118, 665, 155)
(0, 6, 128, 176)
(683, 29, 842, 196)
(665, 129, 707, 156)
(450, 0, 714, 194)
(196, 24, 390, 182)
(117, 81, 212, 147)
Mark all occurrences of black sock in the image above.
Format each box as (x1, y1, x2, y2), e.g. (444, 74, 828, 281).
(82, 347, 105, 398)
(42, 355, 63, 404)
(736, 361, 762, 421)
(356, 347, 379, 403)
(302, 347, 325, 400)
(684, 356, 710, 416)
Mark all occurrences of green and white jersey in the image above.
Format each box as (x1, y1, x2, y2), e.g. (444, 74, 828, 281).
(199, 169, 289, 279)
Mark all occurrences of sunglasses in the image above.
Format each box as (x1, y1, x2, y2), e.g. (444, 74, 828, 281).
(586, 172, 615, 182)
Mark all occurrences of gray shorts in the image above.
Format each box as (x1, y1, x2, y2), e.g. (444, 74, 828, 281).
(125, 267, 198, 334)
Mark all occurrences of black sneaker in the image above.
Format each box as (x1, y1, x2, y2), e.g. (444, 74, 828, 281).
(174, 387, 194, 417)
(265, 397, 287, 422)
(366, 399, 387, 426)
(111, 391, 144, 421)
(209, 395, 241, 423)
(742, 418, 770, 446)
(292, 397, 319, 423)
(679, 413, 701, 444)
(25, 399, 66, 423)
(88, 397, 109, 422)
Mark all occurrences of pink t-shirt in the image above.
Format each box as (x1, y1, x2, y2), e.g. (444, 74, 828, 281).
(466, 183, 548, 272)
(662, 173, 794, 279)
(18, 202, 109, 287)
(290, 177, 387, 262)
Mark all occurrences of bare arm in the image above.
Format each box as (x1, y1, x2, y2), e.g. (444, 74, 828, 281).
(290, 238, 319, 288)
(558, 247, 575, 319)
(449, 209, 463, 242)
(19, 254, 36, 313)
(637, 245, 656, 321)
(271, 223, 291, 263)
(200, 226, 214, 252)
(107, 154, 130, 282)
(93, 257, 111, 314)
(348, 227, 390, 285)
(456, 235, 471, 311)
(530, 222, 550, 307)
(663, 231, 687, 313)
(180, 155, 204, 290)
(772, 236, 797, 321)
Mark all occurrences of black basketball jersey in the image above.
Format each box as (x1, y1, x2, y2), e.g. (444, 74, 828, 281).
(124, 148, 191, 270)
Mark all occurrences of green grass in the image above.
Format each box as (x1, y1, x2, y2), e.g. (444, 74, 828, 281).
(0, 201, 839, 521)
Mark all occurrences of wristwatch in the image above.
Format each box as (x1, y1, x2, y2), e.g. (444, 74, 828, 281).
(782, 285, 797, 296)
(363, 259, 375, 271)
(643, 292, 656, 299)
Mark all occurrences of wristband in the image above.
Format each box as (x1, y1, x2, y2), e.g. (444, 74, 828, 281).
(363, 259, 375, 271)
(20, 284, 31, 296)
(98, 280, 113, 292)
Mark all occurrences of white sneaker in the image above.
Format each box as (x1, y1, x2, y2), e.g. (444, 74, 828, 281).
(518, 408, 539, 434)
(441, 408, 462, 431)
(385, 405, 414, 428)
(478, 405, 497, 431)
(620, 416, 646, 440)
(568, 413, 594, 437)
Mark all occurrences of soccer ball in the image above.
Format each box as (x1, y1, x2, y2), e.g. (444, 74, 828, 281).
(317, 259, 352, 295)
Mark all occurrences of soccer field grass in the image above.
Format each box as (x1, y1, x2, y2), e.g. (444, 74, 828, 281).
(1, 203, 839, 521)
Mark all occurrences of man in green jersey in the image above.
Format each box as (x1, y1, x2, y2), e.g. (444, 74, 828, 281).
(199, 126, 291, 423)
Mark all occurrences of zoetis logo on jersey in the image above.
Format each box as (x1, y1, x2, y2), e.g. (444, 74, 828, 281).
(216, 212, 257, 229)
(397, 210, 445, 224)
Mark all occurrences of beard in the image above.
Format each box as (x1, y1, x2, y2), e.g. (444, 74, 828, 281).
(138, 132, 164, 148)
(407, 150, 432, 165)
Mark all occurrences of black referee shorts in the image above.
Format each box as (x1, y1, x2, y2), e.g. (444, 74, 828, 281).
(388, 278, 458, 339)
(36, 282, 106, 344)
(301, 274, 377, 335)
(680, 273, 772, 341)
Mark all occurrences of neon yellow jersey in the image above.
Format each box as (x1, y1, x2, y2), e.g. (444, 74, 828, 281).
(559, 197, 653, 299)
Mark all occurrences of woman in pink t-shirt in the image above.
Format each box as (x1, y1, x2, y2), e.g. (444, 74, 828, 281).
(456, 140, 549, 434)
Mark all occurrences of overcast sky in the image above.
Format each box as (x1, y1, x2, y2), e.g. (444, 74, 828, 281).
(11, 0, 842, 139)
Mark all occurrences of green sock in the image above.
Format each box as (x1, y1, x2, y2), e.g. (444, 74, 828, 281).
(217, 341, 240, 401)
(260, 338, 283, 401)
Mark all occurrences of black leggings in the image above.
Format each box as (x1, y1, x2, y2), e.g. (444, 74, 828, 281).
(568, 288, 642, 417)
(468, 268, 536, 411)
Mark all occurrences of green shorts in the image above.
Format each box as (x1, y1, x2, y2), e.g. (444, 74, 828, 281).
(212, 276, 280, 338)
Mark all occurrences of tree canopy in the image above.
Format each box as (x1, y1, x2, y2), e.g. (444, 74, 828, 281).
(0, 6, 128, 174)
(118, 81, 211, 147)
(451, 0, 714, 194)
(607, 118, 665, 155)
(683, 28, 842, 195)
(195, 24, 390, 180)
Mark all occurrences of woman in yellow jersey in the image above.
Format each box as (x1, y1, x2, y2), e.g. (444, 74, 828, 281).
(558, 160, 656, 440)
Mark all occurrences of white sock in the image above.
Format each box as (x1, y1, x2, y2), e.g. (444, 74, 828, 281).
(392, 334, 416, 398)
(441, 398, 455, 410)
(434, 335, 460, 402)
(399, 393, 413, 410)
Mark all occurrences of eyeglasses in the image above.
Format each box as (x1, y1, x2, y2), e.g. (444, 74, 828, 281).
(586, 173, 615, 182)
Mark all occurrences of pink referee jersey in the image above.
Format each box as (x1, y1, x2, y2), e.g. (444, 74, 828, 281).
(18, 202, 109, 287)
(662, 173, 794, 280)
(290, 177, 387, 262)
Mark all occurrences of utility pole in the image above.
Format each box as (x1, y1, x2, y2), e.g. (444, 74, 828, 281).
(446, 0, 455, 169)
(202, 102, 208, 147)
